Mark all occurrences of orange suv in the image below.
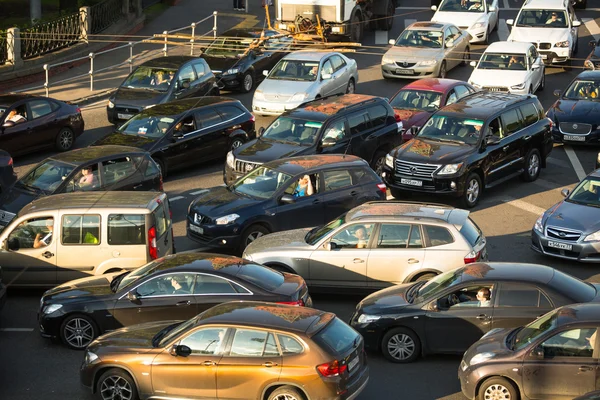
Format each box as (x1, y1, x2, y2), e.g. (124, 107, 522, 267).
(80, 301, 369, 400)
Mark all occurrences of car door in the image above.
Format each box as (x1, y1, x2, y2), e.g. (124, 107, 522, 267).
(191, 60, 214, 96)
(150, 326, 227, 399)
(318, 118, 351, 155)
(98, 156, 146, 191)
(308, 223, 375, 288)
(486, 0, 499, 30)
(490, 282, 554, 330)
(319, 59, 337, 96)
(173, 64, 198, 100)
(347, 109, 377, 163)
(275, 172, 325, 231)
(160, 114, 196, 169)
(522, 326, 599, 400)
(55, 213, 102, 283)
(25, 99, 62, 148)
(151, 199, 173, 258)
(330, 54, 350, 93)
(528, 46, 544, 91)
(366, 223, 425, 289)
(193, 273, 253, 314)
(498, 108, 526, 176)
(568, 4, 579, 54)
(193, 107, 229, 161)
(443, 27, 459, 69)
(0, 103, 36, 155)
(216, 328, 282, 400)
(483, 116, 512, 184)
(449, 26, 466, 68)
(320, 169, 358, 222)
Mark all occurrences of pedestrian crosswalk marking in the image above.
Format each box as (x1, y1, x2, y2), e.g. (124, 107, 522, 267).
(583, 18, 600, 42)
(498, 19, 510, 41)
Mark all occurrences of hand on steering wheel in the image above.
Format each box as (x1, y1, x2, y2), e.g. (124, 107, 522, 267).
(448, 294, 460, 306)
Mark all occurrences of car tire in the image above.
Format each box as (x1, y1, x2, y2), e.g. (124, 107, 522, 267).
(461, 47, 470, 66)
(521, 148, 541, 182)
(438, 61, 447, 79)
(153, 157, 167, 179)
(377, 0, 394, 31)
(55, 127, 75, 152)
(230, 137, 245, 151)
(346, 78, 356, 94)
(477, 377, 519, 400)
(60, 314, 98, 350)
(371, 150, 387, 176)
(240, 224, 270, 254)
(381, 327, 421, 363)
(267, 386, 305, 400)
(240, 72, 254, 93)
(350, 13, 363, 42)
(414, 272, 437, 282)
(96, 368, 139, 400)
(461, 172, 482, 208)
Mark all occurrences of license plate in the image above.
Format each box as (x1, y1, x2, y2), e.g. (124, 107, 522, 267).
(540, 54, 548, 59)
(117, 113, 134, 120)
(190, 224, 204, 235)
(547, 241, 572, 250)
(348, 356, 359, 371)
(395, 68, 414, 75)
(400, 178, 422, 187)
(564, 135, 585, 142)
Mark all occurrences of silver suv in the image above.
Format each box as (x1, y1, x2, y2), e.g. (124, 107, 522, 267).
(243, 201, 488, 290)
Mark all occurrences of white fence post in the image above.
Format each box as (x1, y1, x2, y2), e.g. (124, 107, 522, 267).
(190, 23, 196, 55)
(163, 31, 168, 56)
(213, 11, 217, 39)
(89, 52, 95, 91)
(43, 64, 49, 97)
(79, 7, 90, 44)
(6, 28, 23, 66)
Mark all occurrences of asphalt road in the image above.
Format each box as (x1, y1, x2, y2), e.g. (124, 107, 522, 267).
(2, 2, 600, 399)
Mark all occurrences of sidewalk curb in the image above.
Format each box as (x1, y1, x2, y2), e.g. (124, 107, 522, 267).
(75, 89, 117, 107)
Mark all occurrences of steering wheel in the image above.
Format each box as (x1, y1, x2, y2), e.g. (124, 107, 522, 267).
(448, 294, 460, 306)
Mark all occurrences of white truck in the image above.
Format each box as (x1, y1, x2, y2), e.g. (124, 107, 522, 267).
(274, 0, 397, 42)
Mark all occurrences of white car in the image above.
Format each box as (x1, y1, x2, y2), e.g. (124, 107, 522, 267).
(507, 0, 581, 66)
(468, 41, 545, 94)
(431, 0, 499, 44)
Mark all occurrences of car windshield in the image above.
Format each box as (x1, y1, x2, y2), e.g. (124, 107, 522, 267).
(390, 89, 442, 111)
(262, 116, 323, 146)
(157, 317, 199, 347)
(268, 59, 320, 81)
(18, 160, 75, 193)
(513, 310, 557, 351)
(306, 215, 347, 245)
(204, 36, 255, 57)
(393, 29, 443, 48)
(516, 9, 568, 28)
(563, 79, 600, 101)
(121, 66, 176, 92)
(477, 53, 528, 70)
(0, 106, 8, 116)
(238, 263, 284, 291)
(567, 177, 600, 207)
(231, 166, 293, 199)
(439, 0, 485, 12)
(418, 115, 483, 145)
(415, 268, 463, 302)
(117, 260, 162, 291)
(118, 111, 182, 138)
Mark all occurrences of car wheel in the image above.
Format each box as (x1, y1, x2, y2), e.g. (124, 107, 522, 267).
(461, 47, 470, 66)
(268, 385, 305, 400)
(240, 225, 270, 253)
(60, 314, 97, 350)
(230, 138, 245, 151)
(350, 13, 363, 42)
(390, 188, 403, 199)
(414, 272, 436, 282)
(55, 127, 75, 152)
(346, 78, 356, 94)
(371, 150, 387, 176)
(538, 71, 545, 91)
(382, 327, 421, 363)
(477, 377, 519, 400)
(438, 61, 447, 78)
(96, 368, 139, 400)
(240, 72, 254, 93)
(378, 0, 394, 31)
(521, 148, 541, 182)
(461, 172, 482, 208)
(153, 157, 167, 179)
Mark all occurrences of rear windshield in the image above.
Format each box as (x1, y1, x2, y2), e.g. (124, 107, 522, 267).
(237, 264, 285, 291)
(313, 317, 360, 355)
(459, 218, 482, 246)
(549, 270, 596, 303)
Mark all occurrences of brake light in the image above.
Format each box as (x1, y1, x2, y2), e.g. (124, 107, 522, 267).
(376, 183, 387, 194)
(7, 157, 13, 166)
(250, 114, 256, 122)
(546, 117, 553, 129)
(464, 249, 481, 264)
(277, 299, 305, 307)
(148, 226, 158, 260)
(76, 107, 81, 114)
(317, 360, 347, 377)
(394, 112, 402, 123)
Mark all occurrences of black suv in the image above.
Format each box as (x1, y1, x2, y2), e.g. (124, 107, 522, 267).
(382, 92, 553, 207)
(224, 94, 403, 185)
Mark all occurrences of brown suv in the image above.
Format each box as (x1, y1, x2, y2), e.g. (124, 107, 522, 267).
(81, 301, 369, 400)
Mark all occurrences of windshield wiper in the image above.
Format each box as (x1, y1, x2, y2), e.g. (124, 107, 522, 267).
(152, 322, 182, 347)
(407, 281, 426, 303)
(437, 138, 466, 144)
(110, 271, 130, 293)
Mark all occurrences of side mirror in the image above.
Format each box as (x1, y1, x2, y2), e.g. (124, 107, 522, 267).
(428, 301, 439, 311)
(590, 40, 597, 48)
(258, 126, 265, 136)
(506, 19, 514, 26)
(488, 5, 496, 12)
(445, 39, 454, 48)
(531, 346, 544, 359)
(326, 241, 338, 251)
(263, 70, 269, 77)
(388, 39, 396, 45)
(321, 137, 337, 148)
(469, 60, 477, 67)
(2, 120, 15, 129)
(171, 344, 192, 357)
(181, 81, 190, 89)
(561, 188, 570, 198)
(321, 73, 332, 80)
(532, 64, 540, 70)
(172, 131, 184, 141)
(486, 135, 501, 145)
(553, 89, 562, 98)
(573, 20, 581, 27)
(280, 194, 296, 204)
(127, 291, 138, 301)
(431, 5, 437, 10)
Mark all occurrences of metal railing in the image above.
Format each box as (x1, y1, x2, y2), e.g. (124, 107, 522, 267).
(0, 34, 7, 65)
(90, 0, 124, 34)
(21, 12, 82, 60)
(160, 12, 218, 57)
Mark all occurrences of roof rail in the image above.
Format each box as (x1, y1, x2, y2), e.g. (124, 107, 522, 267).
(363, 200, 453, 208)
(335, 97, 379, 114)
(296, 93, 344, 109)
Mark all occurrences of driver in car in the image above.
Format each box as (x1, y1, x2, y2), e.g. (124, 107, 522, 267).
(79, 167, 97, 189)
(354, 225, 369, 249)
(33, 218, 54, 249)
(476, 287, 492, 307)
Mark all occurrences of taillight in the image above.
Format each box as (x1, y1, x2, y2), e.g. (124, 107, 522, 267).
(7, 157, 13, 166)
(148, 226, 158, 260)
(277, 299, 305, 307)
(546, 117, 553, 129)
(394, 112, 402, 123)
(317, 360, 347, 377)
(464, 249, 481, 264)
(376, 183, 387, 194)
(159, 174, 163, 191)
(250, 114, 256, 122)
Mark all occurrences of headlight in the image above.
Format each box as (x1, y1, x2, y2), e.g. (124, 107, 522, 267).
(584, 230, 600, 242)
(225, 68, 240, 75)
(471, 22, 487, 29)
(385, 154, 394, 168)
(555, 41, 569, 48)
(43, 304, 63, 314)
(511, 83, 526, 90)
(534, 213, 544, 233)
(419, 60, 437, 66)
(254, 90, 265, 100)
(226, 151, 235, 168)
(357, 314, 381, 324)
(107, 100, 115, 109)
(437, 163, 463, 175)
(585, 60, 595, 69)
(85, 351, 99, 364)
(144, 105, 154, 110)
(290, 93, 308, 102)
(215, 213, 240, 225)
(469, 352, 495, 366)
(382, 56, 394, 65)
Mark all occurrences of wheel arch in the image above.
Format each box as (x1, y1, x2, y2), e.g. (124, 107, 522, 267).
(261, 382, 311, 400)
(229, 129, 250, 144)
(403, 268, 442, 283)
(92, 364, 142, 395)
(474, 375, 522, 400)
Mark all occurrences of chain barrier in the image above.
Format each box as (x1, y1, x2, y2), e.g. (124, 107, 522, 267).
(90, 0, 124, 34)
(21, 12, 82, 60)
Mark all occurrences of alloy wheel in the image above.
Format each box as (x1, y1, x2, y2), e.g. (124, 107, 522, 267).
(466, 178, 480, 204)
(245, 231, 264, 246)
(243, 74, 253, 92)
(100, 375, 133, 400)
(63, 317, 94, 348)
(272, 395, 299, 400)
(58, 129, 74, 150)
(346, 80, 355, 94)
(231, 139, 244, 150)
(528, 153, 540, 178)
(374, 156, 385, 176)
(439, 62, 447, 78)
(483, 384, 512, 400)
(387, 333, 415, 361)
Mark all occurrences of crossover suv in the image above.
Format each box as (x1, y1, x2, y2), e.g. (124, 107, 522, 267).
(507, 0, 581, 67)
(243, 201, 488, 290)
(382, 92, 553, 207)
(226, 94, 403, 184)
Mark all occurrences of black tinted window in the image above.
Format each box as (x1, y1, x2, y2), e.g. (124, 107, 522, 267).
(194, 109, 222, 129)
(330, 55, 346, 71)
(313, 317, 360, 354)
(323, 170, 353, 190)
(454, 85, 471, 99)
(108, 214, 145, 245)
(28, 99, 54, 119)
(350, 167, 378, 184)
(278, 334, 304, 355)
(376, 224, 411, 249)
(459, 218, 482, 246)
(218, 105, 244, 120)
(237, 264, 284, 291)
(368, 105, 388, 128)
(145, 157, 160, 177)
(194, 274, 237, 294)
(347, 112, 370, 135)
(409, 225, 423, 248)
(230, 329, 269, 356)
(501, 108, 523, 135)
(520, 103, 539, 127)
(497, 283, 550, 307)
(424, 225, 454, 247)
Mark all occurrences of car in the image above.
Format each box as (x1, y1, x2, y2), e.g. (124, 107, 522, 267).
(0, 94, 84, 155)
(243, 201, 488, 290)
(381, 22, 471, 80)
(506, 0, 581, 67)
(0, 267, 6, 311)
(468, 41, 546, 95)
(431, 0, 499, 44)
(80, 301, 369, 400)
(94, 98, 255, 177)
(252, 51, 359, 116)
(584, 38, 600, 70)
(389, 78, 477, 142)
(382, 92, 553, 208)
(350, 262, 600, 363)
(532, 170, 600, 262)
(0, 149, 16, 194)
(201, 28, 294, 93)
(227, 94, 403, 184)
(38, 253, 312, 349)
(459, 303, 600, 400)
(106, 56, 218, 124)
(546, 70, 600, 145)
(189, 155, 386, 254)
(0, 145, 162, 229)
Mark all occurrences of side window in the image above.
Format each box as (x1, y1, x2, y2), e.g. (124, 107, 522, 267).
(181, 328, 227, 355)
(454, 85, 471, 99)
(194, 108, 222, 130)
(539, 328, 596, 358)
(330, 223, 375, 249)
(101, 157, 137, 187)
(278, 334, 304, 355)
(153, 203, 168, 238)
(444, 27, 453, 43)
(367, 105, 388, 128)
(4, 104, 29, 124)
(174, 115, 196, 135)
(66, 164, 100, 192)
(7, 216, 54, 250)
(349, 167, 379, 185)
(194, 274, 238, 294)
(424, 225, 454, 247)
(488, 117, 505, 139)
(176, 65, 196, 87)
(230, 329, 269, 357)
(217, 105, 244, 121)
(145, 157, 160, 177)
(500, 108, 523, 136)
(520, 103, 539, 127)
(330, 55, 346, 72)
(375, 224, 411, 249)
(347, 112, 370, 136)
(446, 90, 458, 105)
(323, 170, 352, 191)
(136, 273, 196, 297)
(61, 215, 100, 245)
(108, 214, 145, 245)
(321, 59, 334, 76)
(28, 99, 54, 119)
(192, 62, 206, 77)
(322, 119, 348, 142)
(408, 225, 423, 248)
(496, 283, 552, 307)
(449, 26, 460, 38)
(444, 285, 494, 309)
(285, 173, 320, 197)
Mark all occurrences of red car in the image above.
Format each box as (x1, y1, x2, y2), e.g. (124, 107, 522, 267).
(389, 78, 477, 142)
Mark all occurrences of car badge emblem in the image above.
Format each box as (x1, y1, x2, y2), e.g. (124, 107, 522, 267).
(246, 164, 255, 172)
(559, 232, 566, 237)
(572, 124, 578, 129)
(402, 62, 409, 67)
(409, 166, 417, 175)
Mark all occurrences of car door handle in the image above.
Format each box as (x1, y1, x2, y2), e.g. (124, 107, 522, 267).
(476, 314, 489, 320)
(312, 199, 320, 204)
(202, 361, 216, 366)
(42, 251, 54, 258)
(132, 184, 143, 189)
(523, 135, 532, 141)
(350, 191, 358, 196)
(579, 366, 594, 372)
(502, 145, 510, 151)
(263, 361, 278, 367)
(176, 301, 191, 307)
(407, 258, 420, 264)
(353, 258, 365, 263)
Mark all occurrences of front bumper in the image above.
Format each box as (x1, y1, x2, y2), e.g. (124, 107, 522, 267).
(382, 166, 466, 197)
(348, 314, 382, 352)
(106, 105, 142, 125)
(538, 49, 570, 64)
(215, 73, 243, 91)
(252, 98, 304, 116)
(458, 365, 478, 399)
(186, 217, 241, 250)
(551, 127, 600, 144)
(38, 310, 63, 339)
(531, 229, 600, 262)
(381, 63, 439, 80)
(465, 26, 487, 43)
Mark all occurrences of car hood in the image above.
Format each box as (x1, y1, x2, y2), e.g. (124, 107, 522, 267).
(509, 27, 569, 44)
(244, 227, 312, 256)
(112, 87, 169, 108)
(257, 78, 316, 98)
(392, 108, 432, 130)
(462, 327, 514, 365)
(43, 273, 121, 302)
(358, 282, 413, 314)
(93, 131, 158, 151)
(469, 68, 529, 87)
(548, 99, 600, 123)
(392, 137, 475, 164)
(89, 320, 180, 353)
(0, 185, 42, 214)
(235, 137, 306, 163)
(190, 186, 262, 218)
(543, 200, 600, 234)
(201, 54, 238, 72)
(384, 46, 443, 62)
(432, 11, 486, 27)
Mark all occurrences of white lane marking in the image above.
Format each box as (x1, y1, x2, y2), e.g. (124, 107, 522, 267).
(563, 145, 587, 181)
(169, 196, 185, 201)
(375, 30, 389, 45)
(396, 6, 530, 10)
(404, 19, 417, 30)
(583, 18, 600, 42)
(498, 19, 510, 41)
(500, 0, 507, 9)
(501, 197, 547, 215)
(0, 328, 34, 332)
(190, 189, 209, 195)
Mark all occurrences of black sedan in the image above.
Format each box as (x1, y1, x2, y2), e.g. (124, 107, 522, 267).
(95, 97, 255, 177)
(547, 70, 600, 144)
(350, 262, 600, 363)
(38, 253, 312, 349)
(107, 56, 219, 124)
(0, 94, 84, 155)
(0, 149, 16, 194)
(201, 28, 293, 93)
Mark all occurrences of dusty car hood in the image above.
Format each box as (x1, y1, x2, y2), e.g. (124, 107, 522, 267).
(462, 327, 514, 365)
(508, 27, 569, 44)
(256, 78, 316, 99)
(0, 185, 42, 214)
(93, 131, 158, 151)
(392, 137, 476, 164)
(112, 87, 169, 108)
(432, 11, 487, 28)
(244, 228, 312, 256)
(358, 283, 413, 314)
(90, 320, 180, 352)
(235, 137, 308, 164)
(469, 68, 529, 87)
(543, 200, 600, 234)
(384, 46, 443, 62)
(190, 186, 261, 218)
(43, 273, 121, 301)
(548, 99, 600, 123)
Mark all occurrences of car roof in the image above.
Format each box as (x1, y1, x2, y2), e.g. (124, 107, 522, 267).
(485, 41, 533, 54)
(407, 21, 447, 31)
(140, 56, 198, 68)
(0, 94, 59, 105)
(49, 145, 148, 165)
(19, 191, 166, 215)
(196, 301, 334, 335)
(222, 28, 278, 38)
(522, 0, 568, 9)
(145, 253, 259, 276)
(556, 303, 600, 326)
(290, 94, 380, 120)
(282, 51, 339, 61)
(144, 97, 239, 113)
(402, 78, 465, 92)
(456, 262, 555, 284)
(265, 154, 366, 175)
(575, 70, 600, 80)
(346, 201, 470, 226)
(589, 170, 600, 179)
(438, 92, 535, 120)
